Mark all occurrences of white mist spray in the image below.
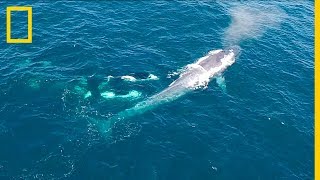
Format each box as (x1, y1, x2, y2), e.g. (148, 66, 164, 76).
(222, 3, 287, 46)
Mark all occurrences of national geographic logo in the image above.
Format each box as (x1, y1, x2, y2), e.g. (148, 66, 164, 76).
(6, 6, 32, 44)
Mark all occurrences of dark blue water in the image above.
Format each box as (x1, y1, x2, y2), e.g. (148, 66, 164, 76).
(0, 1, 314, 179)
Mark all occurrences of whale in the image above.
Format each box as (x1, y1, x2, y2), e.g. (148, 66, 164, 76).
(99, 46, 240, 134)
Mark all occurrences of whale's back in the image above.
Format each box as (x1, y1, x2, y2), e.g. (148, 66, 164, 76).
(197, 51, 225, 71)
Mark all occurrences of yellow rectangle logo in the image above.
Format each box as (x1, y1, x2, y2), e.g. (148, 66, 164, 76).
(6, 6, 32, 44)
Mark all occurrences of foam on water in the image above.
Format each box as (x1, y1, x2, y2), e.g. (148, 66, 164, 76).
(101, 90, 142, 100)
(147, 74, 159, 80)
(120, 74, 159, 82)
(101, 91, 116, 99)
(121, 75, 137, 82)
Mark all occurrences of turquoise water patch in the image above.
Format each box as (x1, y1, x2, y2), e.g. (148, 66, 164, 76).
(27, 78, 41, 89)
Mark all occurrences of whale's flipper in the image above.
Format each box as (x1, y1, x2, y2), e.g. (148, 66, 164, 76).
(215, 76, 227, 93)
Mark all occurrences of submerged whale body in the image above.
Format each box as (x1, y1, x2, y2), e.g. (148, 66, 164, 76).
(100, 46, 240, 134)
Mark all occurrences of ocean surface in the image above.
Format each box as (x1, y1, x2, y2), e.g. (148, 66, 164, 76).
(0, 1, 314, 179)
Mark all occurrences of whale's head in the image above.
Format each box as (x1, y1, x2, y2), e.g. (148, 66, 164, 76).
(226, 45, 241, 58)
(221, 45, 241, 66)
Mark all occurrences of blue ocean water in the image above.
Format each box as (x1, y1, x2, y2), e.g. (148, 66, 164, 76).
(0, 1, 314, 179)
